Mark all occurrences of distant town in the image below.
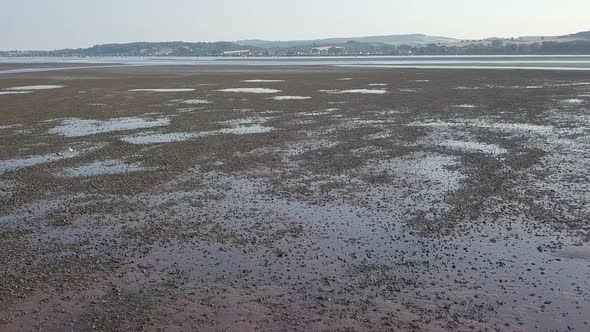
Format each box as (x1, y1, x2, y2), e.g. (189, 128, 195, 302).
(2, 31, 590, 57)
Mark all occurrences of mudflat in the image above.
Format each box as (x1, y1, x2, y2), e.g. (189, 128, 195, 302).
(1, 64, 589, 331)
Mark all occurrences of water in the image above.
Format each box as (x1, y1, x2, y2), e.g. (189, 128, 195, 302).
(269, 96, 311, 100)
(121, 132, 202, 145)
(3, 85, 64, 90)
(410, 119, 554, 134)
(215, 123, 273, 135)
(217, 88, 281, 94)
(319, 89, 388, 94)
(122, 118, 274, 145)
(2, 55, 590, 72)
(0, 91, 33, 95)
(0, 144, 104, 175)
(49, 116, 171, 137)
(58, 160, 152, 177)
(438, 140, 508, 156)
(561, 98, 585, 104)
(174, 99, 211, 105)
(241, 79, 285, 83)
(129, 88, 195, 92)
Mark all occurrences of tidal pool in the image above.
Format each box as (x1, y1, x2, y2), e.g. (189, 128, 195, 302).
(0, 144, 104, 175)
(49, 116, 171, 137)
(269, 96, 311, 100)
(217, 88, 281, 94)
(59, 160, 153, 177)
(241, 79, 285, 83)
(319, 89, 388, 94)
(4, 85, 64, 91)
(129, 88, 195, 92)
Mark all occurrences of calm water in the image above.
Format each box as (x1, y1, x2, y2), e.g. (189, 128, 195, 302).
(2, 55, 590, 72)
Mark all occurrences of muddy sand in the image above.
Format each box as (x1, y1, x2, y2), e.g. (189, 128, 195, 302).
(0, 64, 589, 331)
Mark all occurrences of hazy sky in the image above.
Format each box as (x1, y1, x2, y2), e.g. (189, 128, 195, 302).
(1, 0, 589, 50)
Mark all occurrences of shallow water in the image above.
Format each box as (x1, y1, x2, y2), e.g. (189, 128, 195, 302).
(215, 117, 275, 135)
(176, 107, 206, 113)
(411, 119, 554, 134)
(241, 79, 285, 83)
(0, 91, 33, 95)
(49, 116, 170, 137)
(59, 160, 152, 177)
(269, 96, 311, 100)
(4, 85, 64, 90)
(129, 88, 195, 92)
(216, 124, 274, 135)
(456, 84, 548, 90)
(177, 99, 211, 104)
(319, 89, 388, 95)
(0, 124, 21, 130)
(146, 169, 586, 330)
(299, 109, 338, 117)
(561, 98, 585, 104)
(122, 117, 274, 144)
(439, 140, 508, 156)
(217, 88, 281, 94)
(121, 132, 202, 145)
(0, 145, 103, 175)
(0, 180, 19, 198)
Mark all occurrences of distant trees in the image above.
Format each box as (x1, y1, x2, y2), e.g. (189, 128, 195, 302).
(3, 40, 590, 57)
(491, 40, 504, 48)
(327, 47, 345, 55)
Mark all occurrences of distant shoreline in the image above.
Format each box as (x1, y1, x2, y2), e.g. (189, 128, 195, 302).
(2, 55, 590, 73)
(2, 33, 590, 58)
(2, 53, 590, 58)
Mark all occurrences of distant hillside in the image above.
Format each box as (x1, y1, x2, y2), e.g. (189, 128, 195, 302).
(562, 31, 590, 40)
(2, 41, 257, 57)
(79, 41, 253, 56)
(239, 34, 457, 48)
(1, 30, 589, 57)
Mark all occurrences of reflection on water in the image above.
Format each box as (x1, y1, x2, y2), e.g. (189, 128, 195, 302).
(122, 117, 274, 145)
(121, 132, 202, 145)
(4, 85, 64, 90)
(58, 160, 152, 177)
(0, 144, 105, 175)
(49, 116, 170, 137)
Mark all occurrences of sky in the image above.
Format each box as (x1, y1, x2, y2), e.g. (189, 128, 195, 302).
(1, 0, 589, 50)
